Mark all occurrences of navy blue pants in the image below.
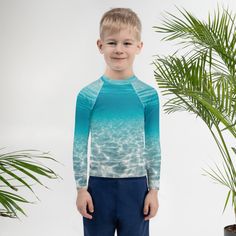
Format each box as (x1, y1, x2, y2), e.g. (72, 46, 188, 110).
(83, 175, 149, 236)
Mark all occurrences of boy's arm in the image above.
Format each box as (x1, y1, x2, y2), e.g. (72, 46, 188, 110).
(144, 89, 161, 190)
(73, 89, 91, 190)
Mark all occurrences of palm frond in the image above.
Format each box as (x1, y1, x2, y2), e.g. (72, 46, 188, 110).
(0, 149, 62, 218)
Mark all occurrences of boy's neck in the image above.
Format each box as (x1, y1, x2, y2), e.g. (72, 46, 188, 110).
(103, 70, 135, 80)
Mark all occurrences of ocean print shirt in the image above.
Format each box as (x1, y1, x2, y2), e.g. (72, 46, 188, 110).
(72, 74, 161, 190)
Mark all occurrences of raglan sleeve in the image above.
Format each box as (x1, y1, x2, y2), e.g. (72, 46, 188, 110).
(144, 88, 161, 190)
(72, 88, 91, 190)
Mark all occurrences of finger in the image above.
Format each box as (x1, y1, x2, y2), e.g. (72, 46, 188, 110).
(143, 203, 149, 215)
(87, 199, 94, 213)
(144, 215, 152, 221)
(144, 205, 157, 221)
(80, 206, 93, 219)
(83, 211, 93, 219)
(144, 211, 154, 221)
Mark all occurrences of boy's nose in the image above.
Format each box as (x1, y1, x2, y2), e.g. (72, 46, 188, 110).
(114, 43, 124, 52)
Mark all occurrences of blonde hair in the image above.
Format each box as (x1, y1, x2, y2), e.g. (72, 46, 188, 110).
(99, 8, 142, 42)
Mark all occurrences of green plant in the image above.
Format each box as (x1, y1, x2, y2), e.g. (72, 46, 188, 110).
(152, 5, 236, 222)
(0, 147, 62, 219)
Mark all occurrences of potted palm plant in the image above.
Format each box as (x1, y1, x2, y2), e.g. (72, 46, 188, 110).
(152, 6, 236, 235)
(0, 147, 62, 218)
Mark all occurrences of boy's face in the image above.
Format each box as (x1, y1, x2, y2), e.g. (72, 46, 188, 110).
(97, 28, 143, 74)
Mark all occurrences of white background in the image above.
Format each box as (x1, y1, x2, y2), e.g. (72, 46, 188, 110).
(0, 0, 235, 235)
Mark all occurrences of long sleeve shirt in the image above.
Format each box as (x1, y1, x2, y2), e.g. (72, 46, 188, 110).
(72, 74, 161, 190)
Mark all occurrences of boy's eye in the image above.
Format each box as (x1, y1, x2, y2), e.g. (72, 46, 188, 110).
(107, 42, 132, 45)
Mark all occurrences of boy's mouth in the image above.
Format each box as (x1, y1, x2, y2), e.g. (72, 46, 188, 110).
(112, 58, 126, 60)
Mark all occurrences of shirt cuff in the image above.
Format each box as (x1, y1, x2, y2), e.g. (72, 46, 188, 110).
(76, 186, 87, 191)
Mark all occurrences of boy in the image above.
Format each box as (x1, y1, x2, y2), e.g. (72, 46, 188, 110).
(73, 7, 161, 236)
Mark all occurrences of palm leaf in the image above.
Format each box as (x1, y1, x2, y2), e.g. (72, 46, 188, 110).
(0, 149, 62, 218)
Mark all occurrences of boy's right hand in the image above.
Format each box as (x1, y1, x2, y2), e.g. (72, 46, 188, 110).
(76, 188, 94, 219)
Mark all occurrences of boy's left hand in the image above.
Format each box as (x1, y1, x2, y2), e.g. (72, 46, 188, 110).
(143, 189, 159, 221)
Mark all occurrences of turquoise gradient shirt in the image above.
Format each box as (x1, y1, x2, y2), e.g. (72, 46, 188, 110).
(72, 74, 161, 190)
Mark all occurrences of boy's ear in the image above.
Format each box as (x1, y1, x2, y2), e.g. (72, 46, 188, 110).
(97, 39, 104, 54)
(136, 41, 143, 55)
